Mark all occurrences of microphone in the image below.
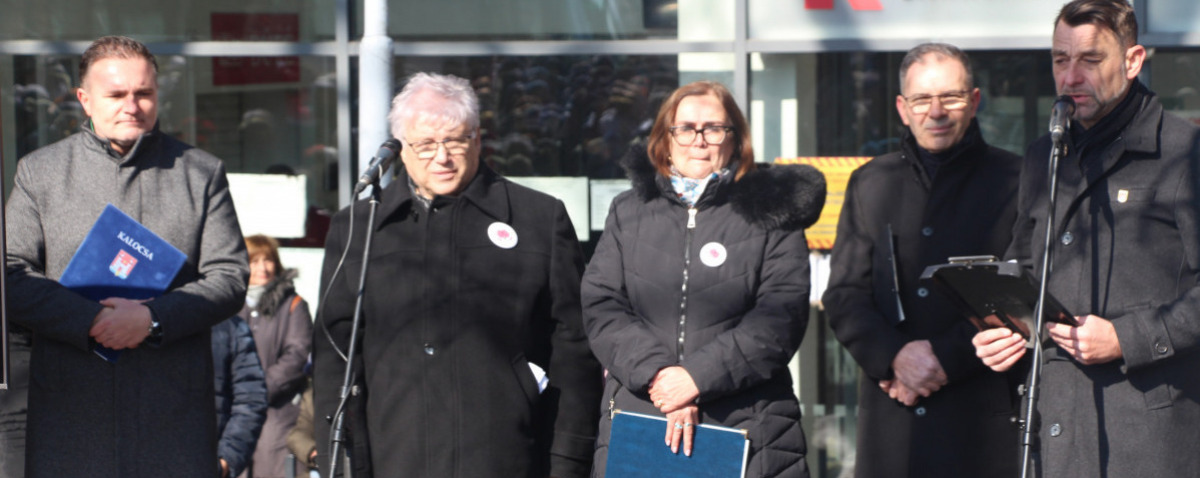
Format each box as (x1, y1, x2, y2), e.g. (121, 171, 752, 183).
(1049, 95, 1076, 144)
(353, 139, 403, 195)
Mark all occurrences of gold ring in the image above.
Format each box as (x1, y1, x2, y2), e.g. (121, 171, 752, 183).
(655, 400, 664, 407)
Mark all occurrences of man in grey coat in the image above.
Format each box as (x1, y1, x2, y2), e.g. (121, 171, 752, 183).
(974, 1, 1200, 476)
(5, 36, 248, 478)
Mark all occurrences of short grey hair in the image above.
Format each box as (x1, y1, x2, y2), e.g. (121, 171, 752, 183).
(387, 72, 479, 140)
(898, 42, 974, 93)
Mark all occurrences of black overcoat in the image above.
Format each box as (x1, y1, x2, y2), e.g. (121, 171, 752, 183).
(823, 124, 1025, 478)
(313, 165, 603, 478)
(582, 151, 825, 478)
(1009, 84, 1200, 477)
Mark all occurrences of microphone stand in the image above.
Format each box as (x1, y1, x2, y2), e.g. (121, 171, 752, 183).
(1, 111, 8, 391)
(1019, 134, 1068, 478)
(328, 179, 384, 475)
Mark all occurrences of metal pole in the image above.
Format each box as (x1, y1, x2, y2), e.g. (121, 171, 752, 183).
(357, 0, 394, 198)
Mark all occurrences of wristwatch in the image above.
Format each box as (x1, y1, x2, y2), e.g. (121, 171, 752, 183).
(148, 317, 163, 340)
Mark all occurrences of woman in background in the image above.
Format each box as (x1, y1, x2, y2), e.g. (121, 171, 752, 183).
(581, 81, 825, 477)
(240, 234, 313, 478)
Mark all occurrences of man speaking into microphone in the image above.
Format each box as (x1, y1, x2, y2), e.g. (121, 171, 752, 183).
(973, 1, 1200, 476)
(313, 72, 602, 478)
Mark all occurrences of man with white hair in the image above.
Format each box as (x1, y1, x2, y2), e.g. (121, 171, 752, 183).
(313, 72, 602, 478)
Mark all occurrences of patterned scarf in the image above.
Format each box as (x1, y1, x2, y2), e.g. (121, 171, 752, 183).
(669, 166, 723, 207)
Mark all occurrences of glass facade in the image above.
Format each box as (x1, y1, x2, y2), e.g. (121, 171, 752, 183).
(3, 1, 1199, 476)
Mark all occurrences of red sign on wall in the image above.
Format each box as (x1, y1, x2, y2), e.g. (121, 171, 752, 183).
(211, 13, 300, 85)
(804, 0, 883, 10)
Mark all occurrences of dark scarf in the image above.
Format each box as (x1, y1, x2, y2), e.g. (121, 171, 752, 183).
(913, 119, 983, 182)
(1069, 80, 1148, 162)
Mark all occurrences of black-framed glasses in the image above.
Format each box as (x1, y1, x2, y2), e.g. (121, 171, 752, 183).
(404, 133, 476, 159)
(904, 90, 971, 114)
(669, 125, 733, 146)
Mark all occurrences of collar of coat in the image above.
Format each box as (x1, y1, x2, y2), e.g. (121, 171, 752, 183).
(79, 119, 162, 164)
(898, 118, 988, 180)
(256, 268, 299, 318)
(377, 163, 513, 226)
(620, 146, 826, 232)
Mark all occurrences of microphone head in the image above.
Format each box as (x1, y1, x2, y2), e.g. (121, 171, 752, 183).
(1049, 95, 1076, 142)
(1053, 95, 1076, 115)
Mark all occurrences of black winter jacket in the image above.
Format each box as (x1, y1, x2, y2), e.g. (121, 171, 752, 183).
(823, 122, 1024, 478)
(314, 165, 603, 478)
(582, 149, 824, 478)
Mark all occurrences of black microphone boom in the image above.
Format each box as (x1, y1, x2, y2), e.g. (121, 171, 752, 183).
(1049, 95, 1076, 143)
(353, 138, 403, 195)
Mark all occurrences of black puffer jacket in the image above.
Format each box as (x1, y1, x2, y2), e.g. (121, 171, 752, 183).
(582, 149, 825, 478)
(212, 316, 268, 478)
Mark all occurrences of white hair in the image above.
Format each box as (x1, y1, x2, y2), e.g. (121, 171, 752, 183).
(387, 72, 479, 140)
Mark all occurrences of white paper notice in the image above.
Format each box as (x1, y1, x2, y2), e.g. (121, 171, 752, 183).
(228, 173, 308, 238)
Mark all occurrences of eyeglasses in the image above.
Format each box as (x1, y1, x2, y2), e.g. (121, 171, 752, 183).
(904, 90, 971, 114)
(404, 133, 476, 159)
(669, 125, 733, 146)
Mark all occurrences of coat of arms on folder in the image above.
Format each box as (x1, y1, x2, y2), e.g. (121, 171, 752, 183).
(58, 204, 187, 362)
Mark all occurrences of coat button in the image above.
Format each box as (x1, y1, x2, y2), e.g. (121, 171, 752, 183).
(1050, 423, 1062, 437)
(914, 406, 926, 416)
(424, 344, 436, 355)
(1061, 231, 1074, 245)
(917, 287, 929, 298)
(921, 227, 934, 237)
(1156, 342, 1170, 354)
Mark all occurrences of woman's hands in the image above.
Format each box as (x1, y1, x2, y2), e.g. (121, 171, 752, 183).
(649, 366, 702, 456)
(663, 405, 700, 456)
(648, 366, 700, 413)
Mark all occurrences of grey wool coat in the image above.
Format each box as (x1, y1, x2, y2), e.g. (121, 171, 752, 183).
(5, 125, 249, 478)
(1010, 82, 1200, 477)
(582, 149, 825, 478)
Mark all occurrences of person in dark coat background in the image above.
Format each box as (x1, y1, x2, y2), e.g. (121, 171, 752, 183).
(313, 72, 603, 478)
(239, 234, 312, 478)
(582, 81, 825, 477)
(212, 316, 268, 478)
(4, 36, 248, 478)
(823, 43, 1023, 478)
(974, 1, 1200, 476)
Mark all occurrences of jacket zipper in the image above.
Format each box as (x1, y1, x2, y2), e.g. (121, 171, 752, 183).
(678, 207, 697, 361)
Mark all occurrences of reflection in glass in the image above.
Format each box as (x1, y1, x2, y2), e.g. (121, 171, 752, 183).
(395, 55, 680, 179)
(0, 0, 335, 42)
(10, 54, 339, 217)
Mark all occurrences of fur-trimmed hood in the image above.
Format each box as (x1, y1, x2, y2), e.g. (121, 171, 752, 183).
(619, 146, 826, 231)
(255, 268, 298, 318)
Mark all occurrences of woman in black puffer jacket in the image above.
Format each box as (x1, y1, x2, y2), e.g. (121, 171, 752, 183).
(582, 81, 825, 478)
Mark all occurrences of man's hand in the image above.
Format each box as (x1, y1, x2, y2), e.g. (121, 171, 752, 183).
(879, 379, 920, 406)
(973, 328, 1026, 372)
(89, 298, 152, 349)
(648, 366, 700, 414)
(890, 340, 948, 398)
(219, 458, 229, 478)
(1047, 315, 1122, 365)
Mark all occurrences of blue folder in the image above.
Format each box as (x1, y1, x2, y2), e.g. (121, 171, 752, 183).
(606, 410, 749, 478)
(58, 204, 187, 362)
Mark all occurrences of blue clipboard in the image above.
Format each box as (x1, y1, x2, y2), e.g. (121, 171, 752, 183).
(606, 410, 749, 478)
(59, 204, 186, 362)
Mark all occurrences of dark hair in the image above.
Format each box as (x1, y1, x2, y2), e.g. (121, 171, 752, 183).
(79, 36, 158, 87)
(899, 43, 974, 92)
(1056, 0, 1138, 48)
(646, 81, 755, 180)
(245, 234, 283, 272)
